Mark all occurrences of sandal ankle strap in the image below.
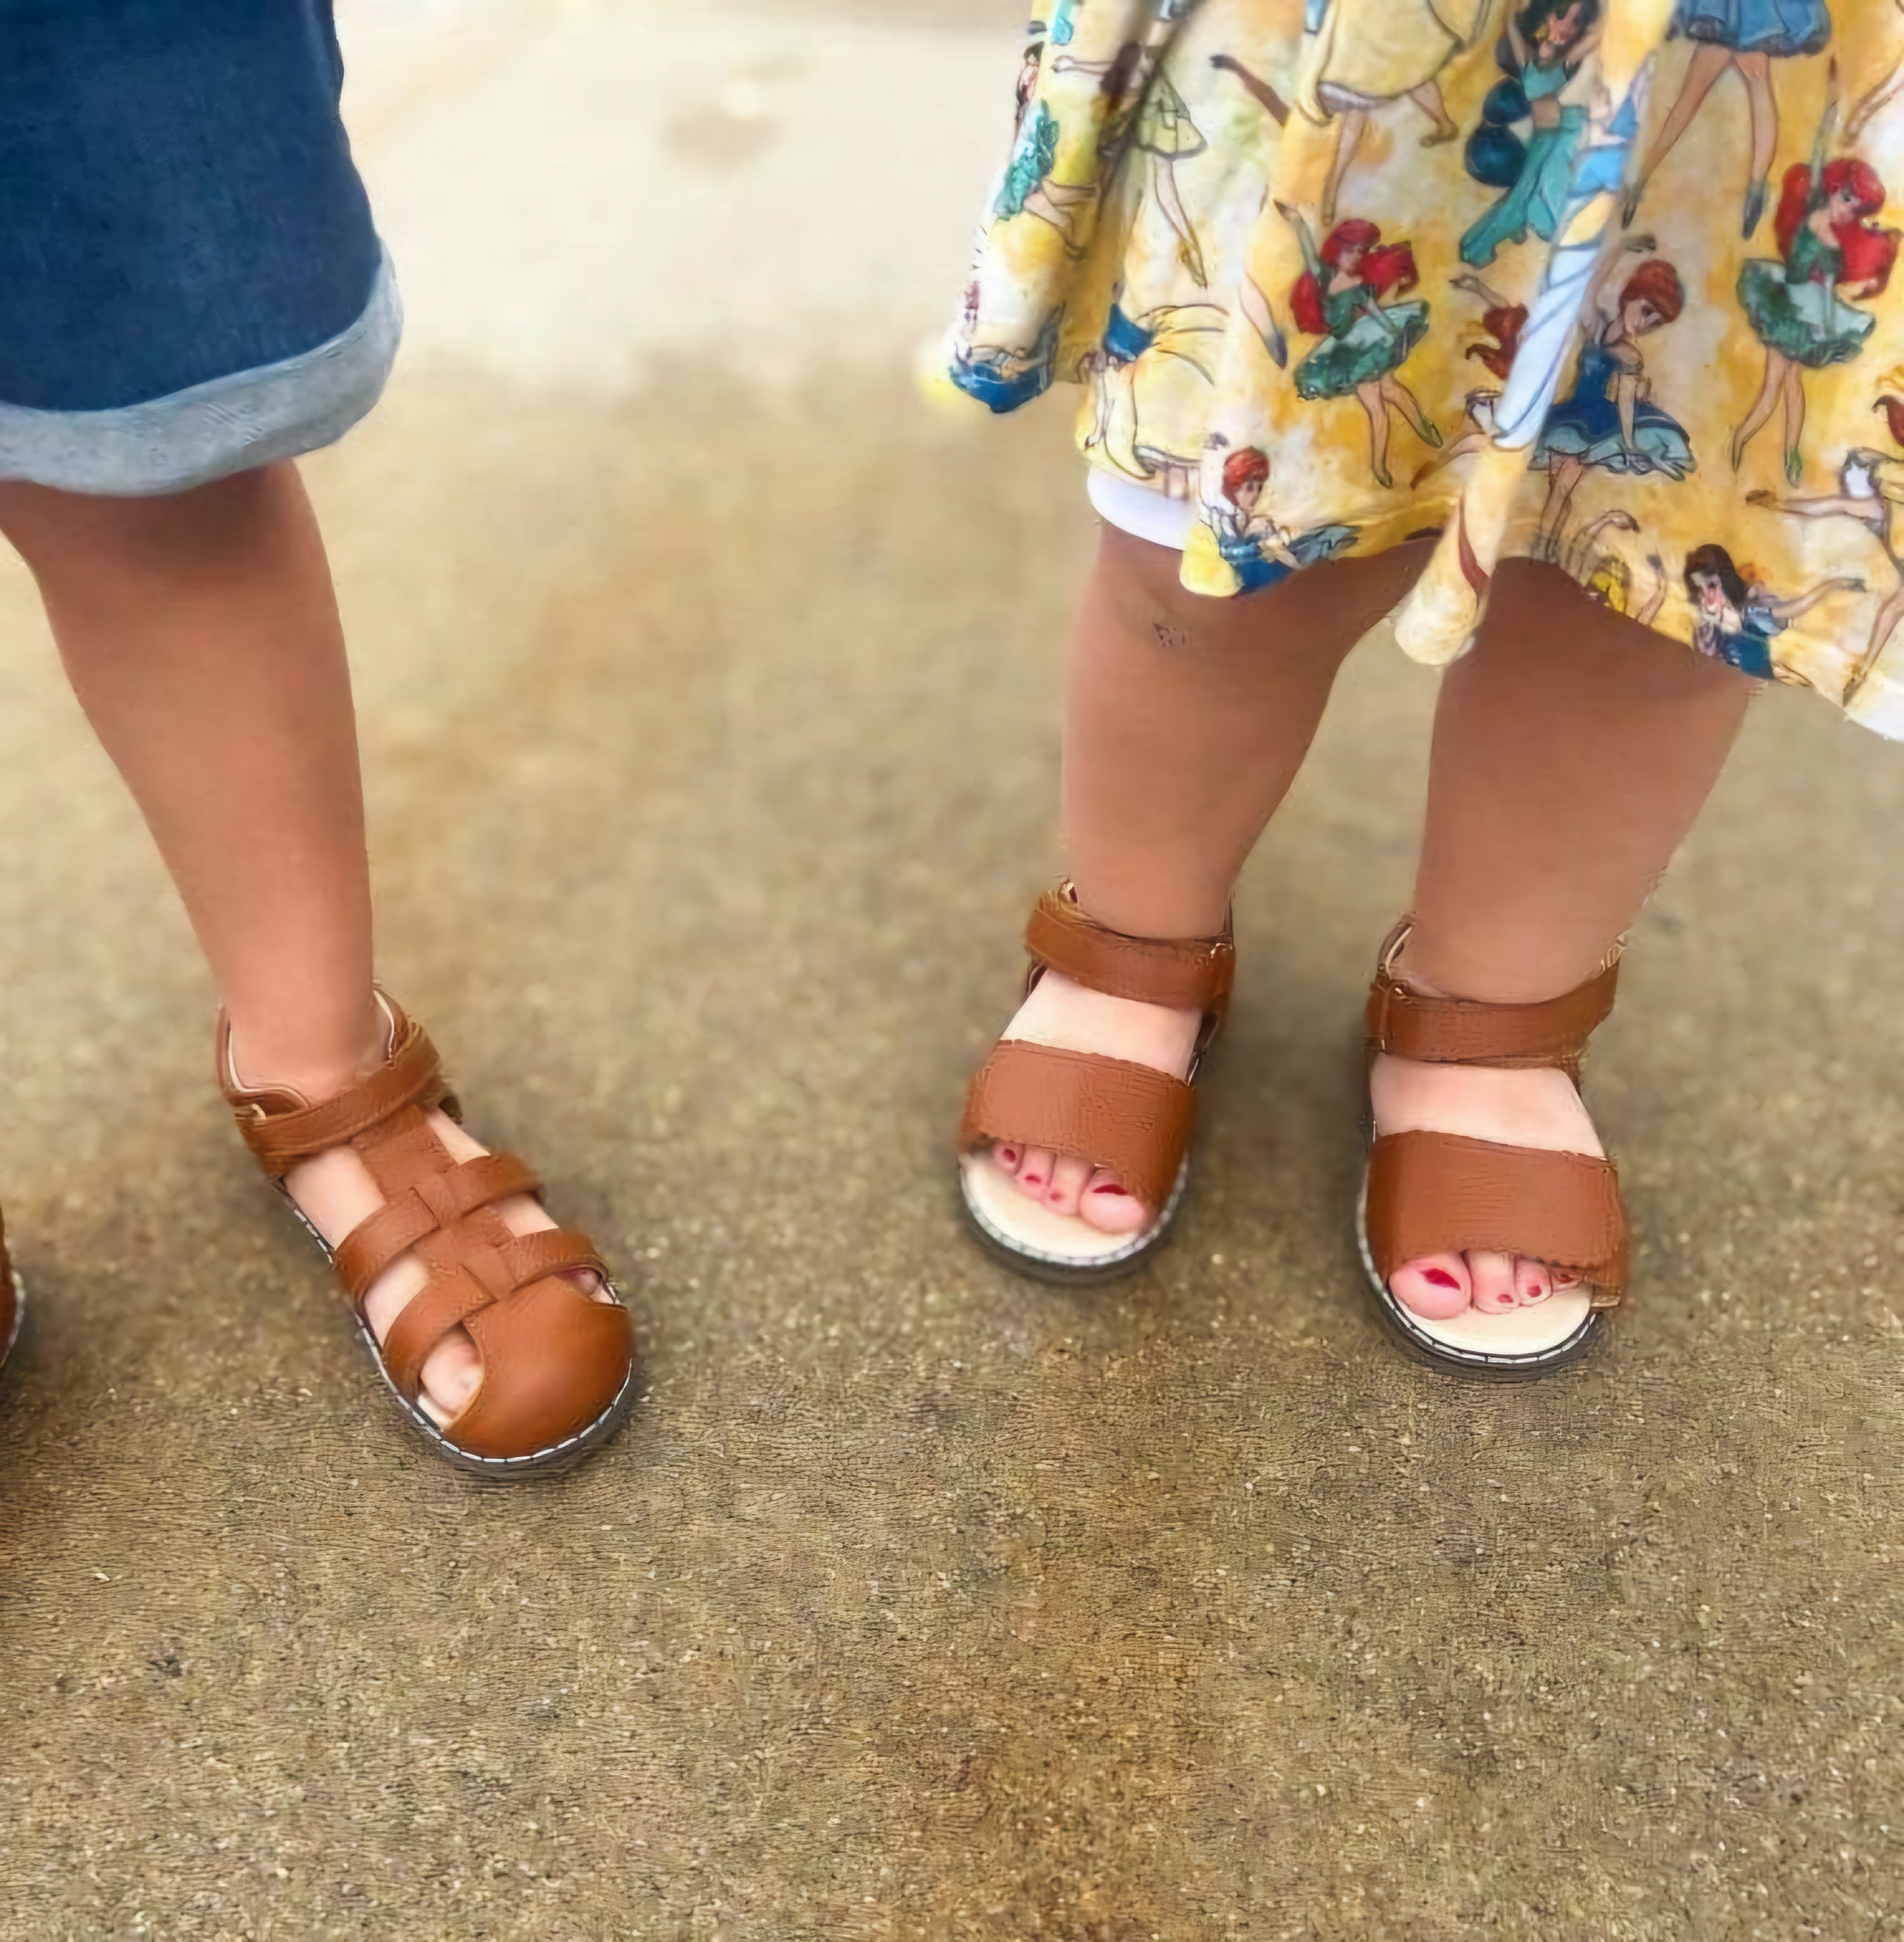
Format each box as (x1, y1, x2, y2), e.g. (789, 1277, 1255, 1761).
(219, 1001, 456, 1178)
(1365, 919, 1619, 1076)
(1026, 884, 1234, 1018)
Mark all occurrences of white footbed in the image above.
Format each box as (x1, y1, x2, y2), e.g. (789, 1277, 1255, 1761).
(960, 1149, 1185, 1271)
(1355, 1173, 1598, 1364)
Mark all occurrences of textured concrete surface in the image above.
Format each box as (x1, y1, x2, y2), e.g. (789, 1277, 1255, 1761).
(1, 4, 1901, 1939)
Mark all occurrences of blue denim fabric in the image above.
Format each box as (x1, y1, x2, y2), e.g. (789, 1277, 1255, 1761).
(0, 0, 384, 417)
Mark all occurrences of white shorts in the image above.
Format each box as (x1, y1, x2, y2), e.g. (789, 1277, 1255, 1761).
(1086, 468, 1195, 553)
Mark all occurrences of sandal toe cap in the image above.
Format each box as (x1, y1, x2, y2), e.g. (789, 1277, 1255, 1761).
(447, 1277, 637, 1461)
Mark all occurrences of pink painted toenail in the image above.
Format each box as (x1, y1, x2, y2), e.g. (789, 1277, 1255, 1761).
(1022, 1174, 1043, 1188)
(1090, 1183, 1130, 1197)
(1423, 1267, 1460, 1290)
(998, 1146, 1018, 1166)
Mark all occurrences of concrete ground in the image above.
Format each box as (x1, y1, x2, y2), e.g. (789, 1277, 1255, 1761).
(1, 4, 1900, 1937)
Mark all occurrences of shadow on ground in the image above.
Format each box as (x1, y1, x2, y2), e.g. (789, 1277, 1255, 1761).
(0, 367, 1898, 1940)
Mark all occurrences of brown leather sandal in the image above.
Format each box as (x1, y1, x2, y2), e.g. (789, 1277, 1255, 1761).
(219, 992, 638, 1474)
(0, 1206, 22, 1377)
(1357, 920, 1628, 1376)
(957, 884, 1233, 1283)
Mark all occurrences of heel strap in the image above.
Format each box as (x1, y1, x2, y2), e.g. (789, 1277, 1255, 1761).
(1365, 920, 1618, 1073)
(1026, 885, 1234, 1018)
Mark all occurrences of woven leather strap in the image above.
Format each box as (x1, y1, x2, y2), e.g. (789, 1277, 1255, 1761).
(219, 997, 632, 1458)
(960, 1041, 1194, 1213)
(1366, 1131, 1628, 1307)
(1026, 886, 1234, 1019)
(1365, 923, 1618, 1081)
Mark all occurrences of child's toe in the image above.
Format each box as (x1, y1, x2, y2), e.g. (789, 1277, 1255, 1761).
(1079, 1170, 1149, 1235)
(1390, 1253, 1471, 1320)
(1466, 1250, 1519, 1313)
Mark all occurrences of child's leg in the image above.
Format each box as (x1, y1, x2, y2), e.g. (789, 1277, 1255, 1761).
(0, 465, 380, 1097)
(0, 464, 587, 1422)
(992, 524, 1431, 1230)
(1372, 559, 1752, 1314)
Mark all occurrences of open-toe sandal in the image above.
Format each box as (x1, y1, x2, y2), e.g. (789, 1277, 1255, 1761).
(1357, 919, 1628, 1376)
(0, 1206, 21, 1378)
(219, 992, 639, 1474)
(957, 884, 1232, 1285)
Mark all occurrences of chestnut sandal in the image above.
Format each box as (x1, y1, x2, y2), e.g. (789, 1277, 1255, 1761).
(1357, 920, 1628, 1376)
(219, 992, 638, 1474)
(0, 1206, 21, 1378)
(957, 885, 1233, 1284)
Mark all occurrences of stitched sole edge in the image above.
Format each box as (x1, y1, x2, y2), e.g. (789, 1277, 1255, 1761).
(1353, 1169, 1603, 1381)
(0, 1271, 23, 1376)
(280, 1195, 641, 1477)
(957, 1155, 1188, 1288)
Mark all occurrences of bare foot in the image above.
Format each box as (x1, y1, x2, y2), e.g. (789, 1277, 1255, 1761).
(986, 971, 1202, 1235)
(1369, 1052, 1600, 1320)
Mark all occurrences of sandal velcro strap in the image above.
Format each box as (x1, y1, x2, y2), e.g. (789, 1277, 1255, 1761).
(1366, 958, 1618, 1073)
(334, 1151, 543, 1301)
(1366, 1130, 1628, 1306)
(225, 1011, 453, 1176)
(959, 1038, 1195, 1213)
(1026, 888, 1233, 1018)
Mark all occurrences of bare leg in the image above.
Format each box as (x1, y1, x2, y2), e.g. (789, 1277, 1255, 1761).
(1374, 561, 1752, 1314)
(1626, 42, 1732, 217)
(1409, 80, 1458, 144)
(1150, 159, 1209, 286)
(0, 465, 583, 1422)
(1357, 381, 1394, 487)
(1322, 109, 1366, 228)
(988, 526, 1432, 1230)
(0, 467, 381, 1094)
(1536, 455, 1586, 559)
(1381, 374, 1437, 444)
(1842, 582, 1904, 704)
(1732, 350, 1786, 468)
(1738, 53, 1776, 233)
(1781, 363, 1807, 481)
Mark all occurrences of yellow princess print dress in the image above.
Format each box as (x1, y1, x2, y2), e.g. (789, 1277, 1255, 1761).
(947, 0, 1904, 735)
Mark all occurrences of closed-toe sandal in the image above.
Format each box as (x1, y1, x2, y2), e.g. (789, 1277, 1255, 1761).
(219, 991, 639, 1474)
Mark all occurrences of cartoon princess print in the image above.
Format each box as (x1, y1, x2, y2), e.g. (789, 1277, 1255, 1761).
(1290, 0, 1492, 227)
(951, 309, 1063, 414)
(1623, 0, 1833, 238)
(1203, 441, 1359, 591)
(996, 43, 1095, 243)
(1732, 97, 1900, 480)
(1683, 540, 1862, 678)
(1056, 6, 1211, 284)
(1532, 243, 1693, 558)
(1280, 203, 1441, 487)
(1460, 0, 1604, 269)
(1451, 268, 1529, 382)
(1080, 296, 1228, 482)
(1559, 510, 1670, 622)
(1748, 437, 1904, 702)
(1408, 274, 1526, 484)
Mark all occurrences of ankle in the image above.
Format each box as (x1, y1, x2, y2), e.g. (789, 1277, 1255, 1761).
(224, 994, 388, 1105)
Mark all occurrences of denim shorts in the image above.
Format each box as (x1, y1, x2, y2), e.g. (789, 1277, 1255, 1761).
(0, 0, 398, 497)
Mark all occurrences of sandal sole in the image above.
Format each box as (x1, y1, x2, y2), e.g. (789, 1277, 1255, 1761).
(957, 1153, 1188, 1288)
(0, 1269, 23, 1377)
(1353, 1169, 1603, 1380)
(281, 1195, 641, 1477)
